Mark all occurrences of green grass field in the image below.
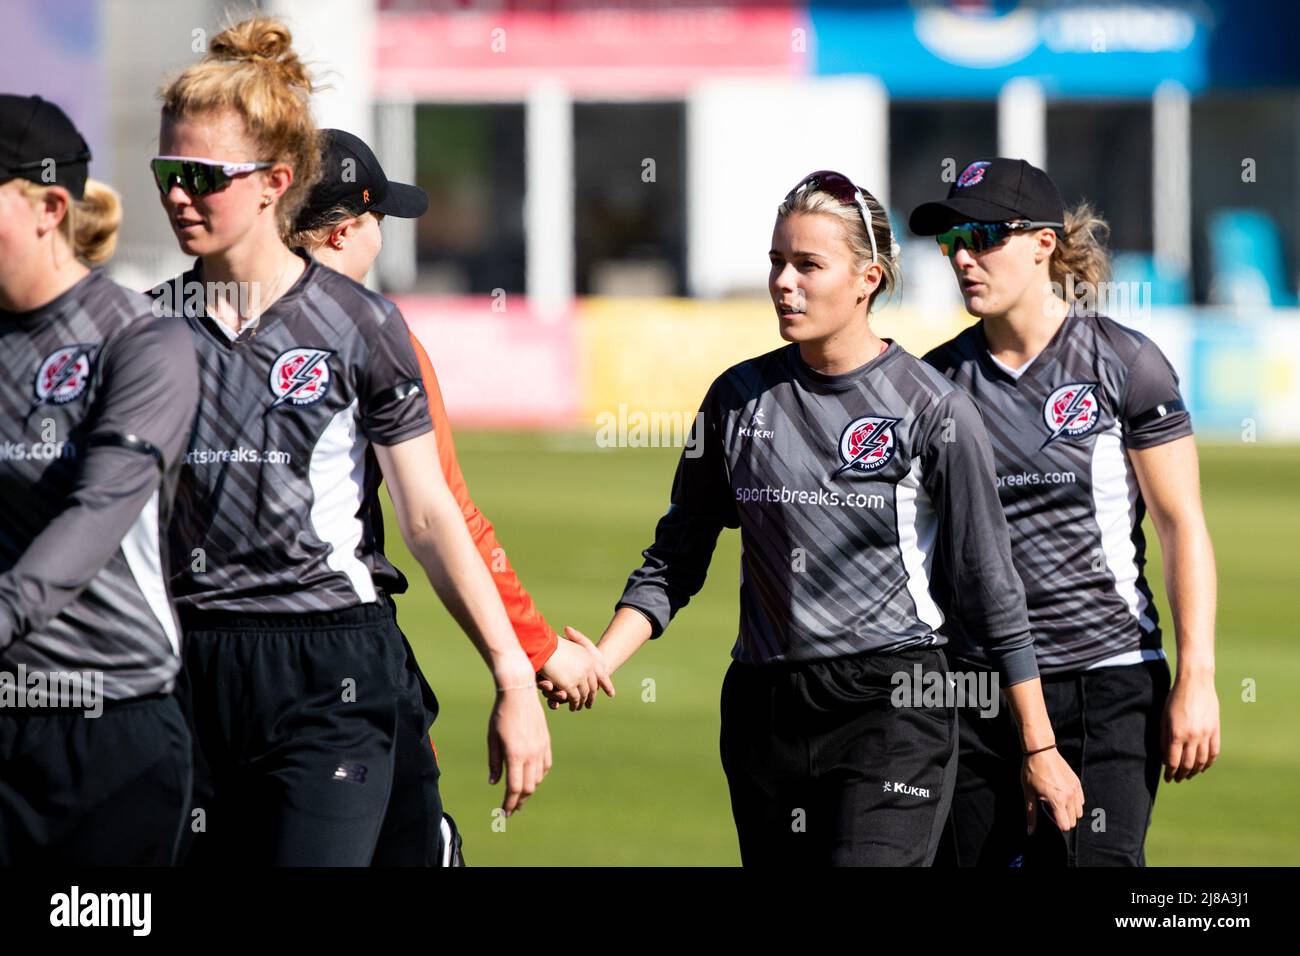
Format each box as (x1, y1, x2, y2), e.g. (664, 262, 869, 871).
(383, 435, 1300, 866)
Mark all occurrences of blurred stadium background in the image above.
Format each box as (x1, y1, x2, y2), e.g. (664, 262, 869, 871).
(3, 0, 1297, 864)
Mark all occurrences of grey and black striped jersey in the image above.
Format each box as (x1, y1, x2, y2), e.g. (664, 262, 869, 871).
(0, 270, 197, 701)
(149, 254, 432, 615)
(924, 306, 1193, 674)
(618, 341, 1038, 684)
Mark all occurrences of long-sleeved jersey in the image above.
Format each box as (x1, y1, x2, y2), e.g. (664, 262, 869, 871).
(150, 253, 433, 614)
(924, 306, 1193, 674)
(0, 270, 197, 701)
(617, 341, 1039, 685)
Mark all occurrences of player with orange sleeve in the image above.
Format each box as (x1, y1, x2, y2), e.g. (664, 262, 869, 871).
(288, 128, 609, 703)
(405, 331, 560, 673)
(287, 128, 612, 865)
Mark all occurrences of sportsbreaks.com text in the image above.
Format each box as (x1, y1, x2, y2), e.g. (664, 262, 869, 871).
(735, 485, 887, 509)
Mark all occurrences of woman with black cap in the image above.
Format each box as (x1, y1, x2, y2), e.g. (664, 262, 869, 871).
(149, 16, 552, 866)
(552, 169, 1083, 865)
(288, 128, 610, 707)
(911, 158, 1220, 866)
(285, 129, 611, 864)
(0, 94, 198, 864)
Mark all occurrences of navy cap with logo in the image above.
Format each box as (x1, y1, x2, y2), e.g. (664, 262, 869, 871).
(909, 158, 1065, 236)
(294, 128, 428, 233)
(0, 94, 92, 200)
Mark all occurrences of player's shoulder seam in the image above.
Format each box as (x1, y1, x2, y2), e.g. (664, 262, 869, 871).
(91, 276, 182, 347)
(101, 314, 195, 374)
(305, 262, 398, 328)
(716, 344, 789, 398)
(1081, 310, 1152, 358)
(922, 322, 981, 367)
(900, 356, 981, 438)
(894, 346, 965, 407)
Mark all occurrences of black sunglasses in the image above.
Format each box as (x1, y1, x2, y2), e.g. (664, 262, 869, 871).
(935, 219, 1064, 258)
(150, 155, 274, 197)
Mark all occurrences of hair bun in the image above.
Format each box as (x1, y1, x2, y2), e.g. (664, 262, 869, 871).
(208, 15, 311, 89)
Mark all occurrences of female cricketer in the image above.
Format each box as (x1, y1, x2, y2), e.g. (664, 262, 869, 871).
(285, 127, 612, 863)
(0, 94, 197, 864)
(148, 16, 551, 866)
(286, 127, 608, 711)
(554, 170, 1085, 866)
(911, 157, 1220, 866)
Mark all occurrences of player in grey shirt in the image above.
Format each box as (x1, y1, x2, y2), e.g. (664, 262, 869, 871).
(547, 171, 1083, 865)
(0, 95, 196, 864)
(149, 16, 550, 866)
(913, 158, 1220, 866)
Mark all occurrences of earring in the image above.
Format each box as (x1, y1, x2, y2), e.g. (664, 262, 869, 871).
(261, 197, 272, 209)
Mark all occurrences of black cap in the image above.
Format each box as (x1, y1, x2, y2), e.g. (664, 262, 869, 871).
(0, 94, 92, 199)
(294, 128, 428, 233)
(909, 158, 1064, 236)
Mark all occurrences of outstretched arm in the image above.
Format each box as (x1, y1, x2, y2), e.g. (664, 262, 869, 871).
(407, 333, 610, 708)
(543, 381, 736, 708)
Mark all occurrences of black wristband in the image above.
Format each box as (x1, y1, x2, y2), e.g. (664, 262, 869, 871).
(1024, 743, 1057, 757)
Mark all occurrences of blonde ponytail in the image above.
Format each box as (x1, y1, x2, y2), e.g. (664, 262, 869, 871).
(17, 177, 121, 265)
(72, 179, 122, 264)
(1049, 200, 1111, 301)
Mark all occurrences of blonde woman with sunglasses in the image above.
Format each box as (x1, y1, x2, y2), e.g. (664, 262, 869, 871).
(548, 170, 1083, 866)
(148, 16, 550, 866)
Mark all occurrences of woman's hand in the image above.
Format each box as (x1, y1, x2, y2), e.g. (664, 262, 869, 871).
(375, 434, 556, 812)
(1021, 747, 1085, 834)
(1161, 673, 1220, 782)
(538, 611, 654, 709)
(536, 626, 615, 711)
(488, 682, 553, 816)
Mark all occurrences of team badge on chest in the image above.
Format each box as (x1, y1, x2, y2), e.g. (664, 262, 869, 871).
(835, 416, 901, 476)
(268, 348, 333, 408)
(34, 345, 95, 404)
(1042, 382, 1100, 446)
